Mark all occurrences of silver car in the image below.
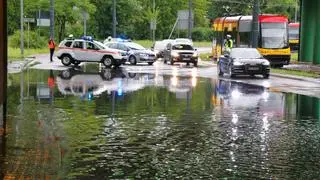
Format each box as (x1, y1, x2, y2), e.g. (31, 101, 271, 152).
(105, 42, 156, 65)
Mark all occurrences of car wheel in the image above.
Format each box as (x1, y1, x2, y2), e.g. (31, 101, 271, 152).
(148, 62, 154, 65)
(263, 73, 270, 79)
(61, 55, 72, 66)
(194, 61, 198, 67)
(102, 56, 113, 68)
(129, 56, 137, 65)
(102, 69, 112, 80)
(61, 70, 71, 79)
(229, 65, 235, 78)
(218, 64, 223, 76)
(128, 72, 136, 78)
(73, 60, 81, 66)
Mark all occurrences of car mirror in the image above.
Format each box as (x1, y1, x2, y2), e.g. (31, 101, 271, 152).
(194, 48, 197, 51)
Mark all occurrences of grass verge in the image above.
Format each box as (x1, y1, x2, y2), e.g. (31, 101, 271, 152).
(271, 68, 319, 78)
(199, 53, 212, 61)
(8, 47, 48, 60)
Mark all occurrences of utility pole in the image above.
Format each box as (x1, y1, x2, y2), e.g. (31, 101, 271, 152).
(50, 0, 54, 39)
(188, 0, 192, 39)
(252, 0, 260, 48)
(112, 0, 117, 38)
(20, 0, 24, 57)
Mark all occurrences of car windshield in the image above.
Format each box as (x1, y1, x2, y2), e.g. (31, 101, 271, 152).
(289, 27, 299, 40)
(172, 44, 194, 50)
(261, 22, 288, 49)
(231, 49, 262, 59)
(125, 42, 145, 50)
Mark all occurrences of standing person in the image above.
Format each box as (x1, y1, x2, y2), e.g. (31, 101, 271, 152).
(224, 34, 233, 53)
(48, 39, 56, 62)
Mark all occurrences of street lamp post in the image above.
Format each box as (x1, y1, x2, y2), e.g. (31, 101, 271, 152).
(82, 11, 88, 36)
(152, 0, 155, 42)
(188, 0, 192, 39)
(50, 0, 54, 39)
(20, 0, 24, 57)
(252, 0, 260, 48)
(112, 0, 117, 38)
(295, 0, 298, 22)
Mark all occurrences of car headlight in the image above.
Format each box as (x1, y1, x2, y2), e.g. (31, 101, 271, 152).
(171, 52, 179, 57)
(233, 61, 244, 66)
(262, 60, 270, 66)
(192, 52, 198, 57)
(140, 53, 148, 57)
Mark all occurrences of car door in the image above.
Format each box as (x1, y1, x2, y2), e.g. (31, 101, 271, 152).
(72, 41, 86, 60)
(85, 41, 101, 61)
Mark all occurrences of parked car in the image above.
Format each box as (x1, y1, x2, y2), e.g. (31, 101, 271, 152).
(105, 42, 156, 65)
(56, 36, 127, 68)
(151, 41, 166, 58)
(217, 48, 270, 78)
(163, 42, 199, 67)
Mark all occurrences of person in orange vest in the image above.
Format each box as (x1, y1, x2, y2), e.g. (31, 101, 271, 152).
(48, 38, 56, 62)
(47, 70, 55, 104)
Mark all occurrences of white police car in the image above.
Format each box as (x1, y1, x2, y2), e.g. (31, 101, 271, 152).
(56, 36, 128, 68)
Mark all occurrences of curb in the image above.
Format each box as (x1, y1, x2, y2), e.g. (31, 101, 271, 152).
(270, 73, 320, 83)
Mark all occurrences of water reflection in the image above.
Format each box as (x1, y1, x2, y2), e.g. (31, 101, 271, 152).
(56, 67, 198, 100)
(1, 67, 320, 179)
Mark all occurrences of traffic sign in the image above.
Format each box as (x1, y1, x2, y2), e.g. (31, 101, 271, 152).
(177, 10, 194, 30)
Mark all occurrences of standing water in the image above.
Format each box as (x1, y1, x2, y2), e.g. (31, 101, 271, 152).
(1, 66, 319, 179)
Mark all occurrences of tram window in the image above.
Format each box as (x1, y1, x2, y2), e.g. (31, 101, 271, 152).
(239, 32, 251, 47)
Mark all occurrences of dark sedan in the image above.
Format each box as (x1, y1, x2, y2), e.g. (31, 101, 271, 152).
(217, 48, 270, 78)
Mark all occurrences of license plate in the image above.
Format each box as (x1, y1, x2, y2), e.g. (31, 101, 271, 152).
(248, 67, 259, 70)
(183, 58, 190, 61)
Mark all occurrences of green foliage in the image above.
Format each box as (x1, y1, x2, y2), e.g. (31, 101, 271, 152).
(9, 30, 47, 49)
(7, 0, 300, 42)
(192, 27, 213, 41)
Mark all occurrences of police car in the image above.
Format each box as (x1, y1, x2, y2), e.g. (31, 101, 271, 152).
(56, 36, 128, 68)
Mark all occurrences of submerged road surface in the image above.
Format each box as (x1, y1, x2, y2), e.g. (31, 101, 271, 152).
(2, 55, 319, 179)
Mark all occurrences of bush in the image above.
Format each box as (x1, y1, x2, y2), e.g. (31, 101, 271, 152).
(192, 27, 213, 41)
(9, 30, 48, 49)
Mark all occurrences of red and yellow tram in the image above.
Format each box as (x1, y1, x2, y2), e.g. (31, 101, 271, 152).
(212, 14, 291, 67)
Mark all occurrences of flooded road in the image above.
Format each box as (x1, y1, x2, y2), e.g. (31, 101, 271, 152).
(1, 65, 320, 179)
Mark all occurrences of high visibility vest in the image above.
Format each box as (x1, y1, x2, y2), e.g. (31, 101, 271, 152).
(48, 41, 55, 49)
(224, 39, 233, 49)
